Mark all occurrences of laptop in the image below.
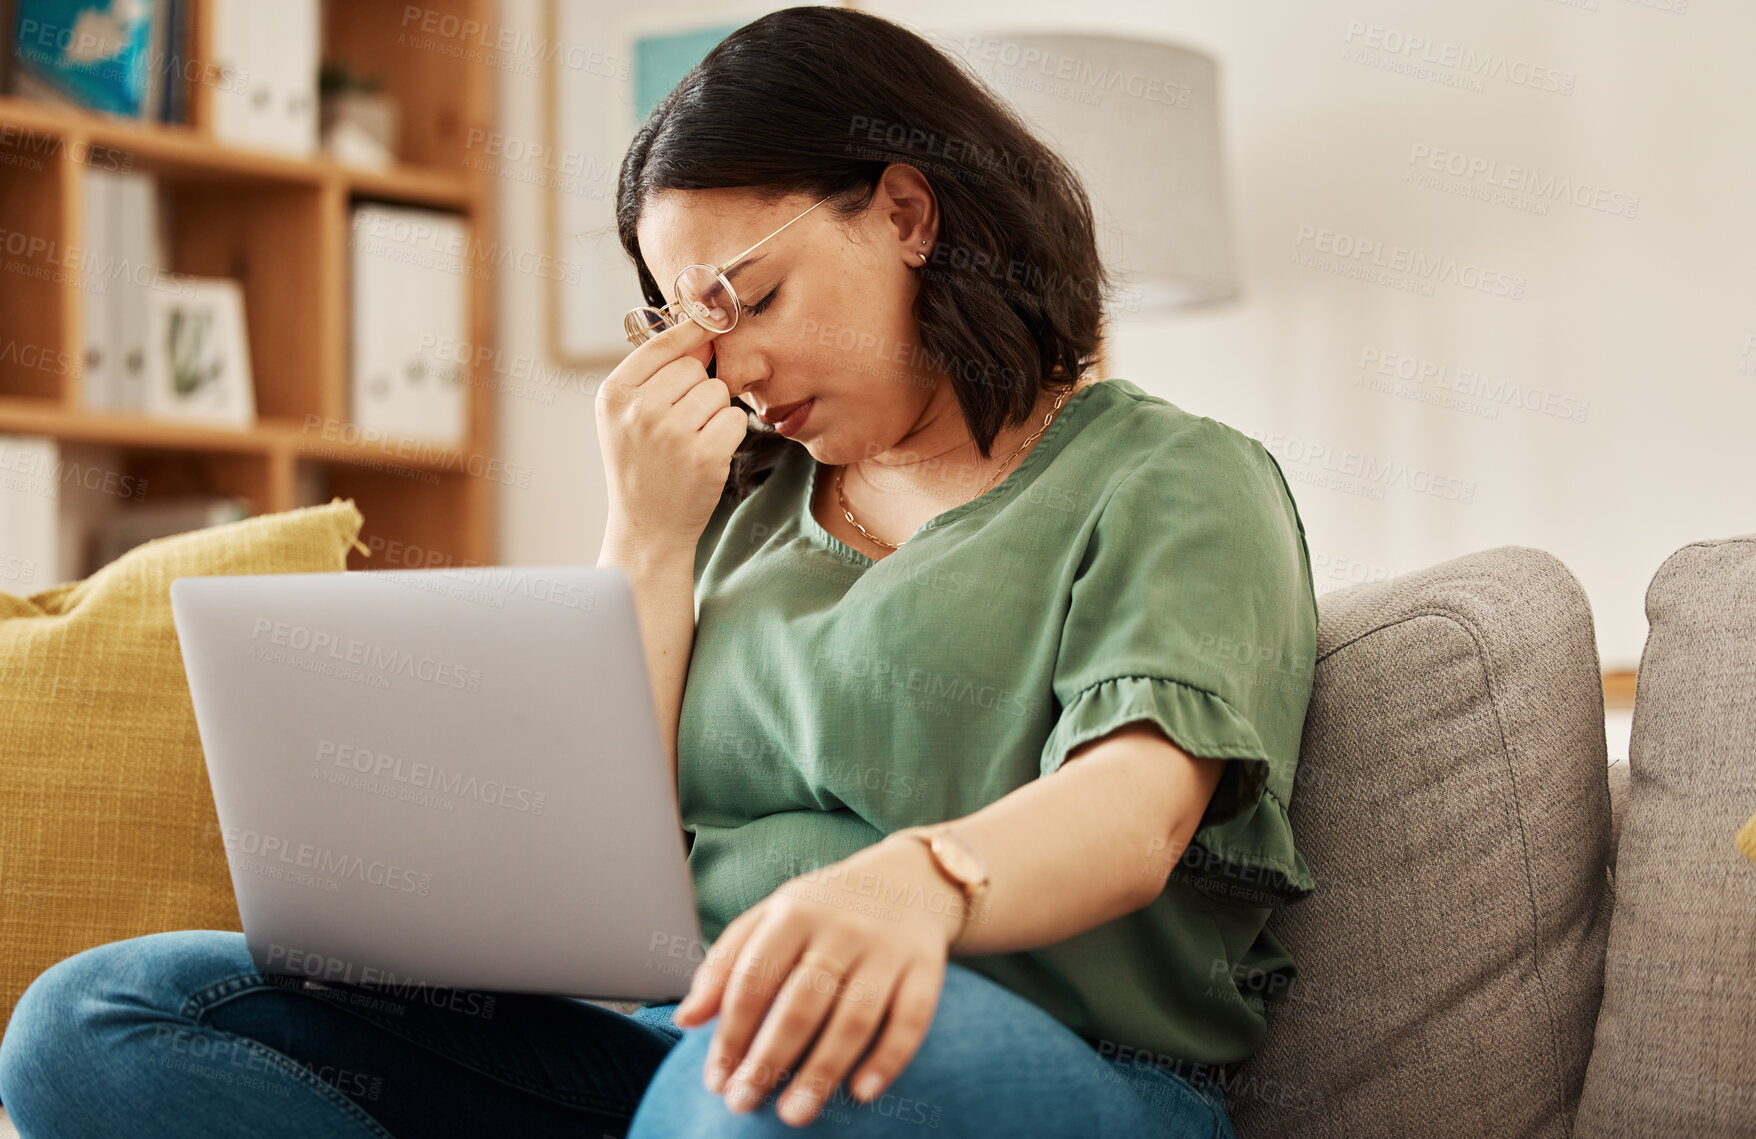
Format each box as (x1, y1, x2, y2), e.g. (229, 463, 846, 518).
(168, 564, 704, 1002)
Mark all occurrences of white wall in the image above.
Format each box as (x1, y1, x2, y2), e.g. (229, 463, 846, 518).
(492, 0, 615, 571)
(496, 0, 1755, 670)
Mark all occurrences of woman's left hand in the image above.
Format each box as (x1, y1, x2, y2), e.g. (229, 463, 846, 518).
(672, 835, 967, 1127)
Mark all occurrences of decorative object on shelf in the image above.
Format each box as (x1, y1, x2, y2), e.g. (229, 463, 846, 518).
(350, 203, 469, 446)
(8, 0, 169, 119)
(319, 62, 399, 169)
(208, 0, 317, 155)
(141, 276, 256, 429)
(942, 31, 1240, 316)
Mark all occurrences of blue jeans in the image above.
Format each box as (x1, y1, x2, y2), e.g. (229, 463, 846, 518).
(0, 930, 1237, 1138)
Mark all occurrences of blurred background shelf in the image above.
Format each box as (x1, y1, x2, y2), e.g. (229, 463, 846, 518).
(0, 95, 475, 206)
(0, 0, 497, 579)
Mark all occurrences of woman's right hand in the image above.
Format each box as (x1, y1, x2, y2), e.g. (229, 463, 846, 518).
(595, 318, 750, 551)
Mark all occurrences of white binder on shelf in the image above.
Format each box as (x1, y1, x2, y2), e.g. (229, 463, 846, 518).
(210, 0, 319, 156)
(112, 170, 167, 414)
(81, 168, 117, 410)
(0, 434, 60, 594)
(350, 203, 470, 446)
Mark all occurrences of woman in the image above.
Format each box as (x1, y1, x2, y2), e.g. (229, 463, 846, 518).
(0, 8, 1315, 1137)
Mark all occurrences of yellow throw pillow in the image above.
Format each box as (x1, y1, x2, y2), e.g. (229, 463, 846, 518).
(0, 498, 368, 1048)
(1738, 811, 1756, 865)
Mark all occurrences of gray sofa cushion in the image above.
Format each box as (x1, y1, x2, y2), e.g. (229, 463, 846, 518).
(1576, 535, 1756, 1138)
(1228, 547, 1613, 1139)
(1606, 759, 1630, 877)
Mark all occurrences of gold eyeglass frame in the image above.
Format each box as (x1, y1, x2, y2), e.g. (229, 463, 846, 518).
(622, 192, 835, 348)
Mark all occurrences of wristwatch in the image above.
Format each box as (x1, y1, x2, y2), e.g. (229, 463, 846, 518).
(889, 824, 990, 949)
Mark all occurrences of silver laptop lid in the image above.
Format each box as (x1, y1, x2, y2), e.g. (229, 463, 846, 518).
(170, 565, 703, 1002)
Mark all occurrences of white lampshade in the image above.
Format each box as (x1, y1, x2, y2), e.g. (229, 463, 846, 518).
(944, 31, 1240, 317)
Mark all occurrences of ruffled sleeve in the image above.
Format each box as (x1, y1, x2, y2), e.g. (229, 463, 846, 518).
(1038, 422, 1319, 908)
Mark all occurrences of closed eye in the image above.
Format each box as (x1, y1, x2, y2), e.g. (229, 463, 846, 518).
(744, 287, 779, 317)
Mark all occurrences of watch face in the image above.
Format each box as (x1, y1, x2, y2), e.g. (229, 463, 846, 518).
(934, 833, 988, 885)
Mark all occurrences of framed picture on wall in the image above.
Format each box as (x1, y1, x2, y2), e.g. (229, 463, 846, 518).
(141, 277, 257, 429)
(546, 0, 853, 367)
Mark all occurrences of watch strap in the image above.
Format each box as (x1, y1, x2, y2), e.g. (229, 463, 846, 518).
(892, 826, 986, 949)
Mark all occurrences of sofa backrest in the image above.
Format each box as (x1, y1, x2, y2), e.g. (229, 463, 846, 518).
(1227, 546, 1613, 1139)
(1575, 535, 1756, 1136)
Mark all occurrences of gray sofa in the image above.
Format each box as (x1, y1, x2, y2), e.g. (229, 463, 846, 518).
(591, 536, 1756, 1138)
(6, 539, 1745, 1139)
(1227, 536, 1756, 1138)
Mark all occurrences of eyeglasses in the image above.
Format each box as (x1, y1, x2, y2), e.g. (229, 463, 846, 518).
(623, 193, 833, 348)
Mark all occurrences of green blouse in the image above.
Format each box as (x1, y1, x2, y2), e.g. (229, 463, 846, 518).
(666, 378, 1318, 1067)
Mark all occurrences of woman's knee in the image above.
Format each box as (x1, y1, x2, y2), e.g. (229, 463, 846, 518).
(627, 963, 1104, 1136)
(1, 930, 257, 1111)
(874, 963, 1104, 1117)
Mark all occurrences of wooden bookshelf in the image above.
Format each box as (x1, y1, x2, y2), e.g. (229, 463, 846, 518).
(0, 0, 497, 577)
(1603, 669, 1637, 711)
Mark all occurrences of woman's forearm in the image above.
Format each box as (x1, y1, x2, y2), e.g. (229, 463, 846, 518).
(597, 524, 698, 806)
(877, 722, 1227, 956)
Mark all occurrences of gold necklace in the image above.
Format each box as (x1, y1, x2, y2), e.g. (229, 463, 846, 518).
(835, 381, 1082, 551)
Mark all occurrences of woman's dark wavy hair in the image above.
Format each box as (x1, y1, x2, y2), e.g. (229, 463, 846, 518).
(615, 6, 1114, 504)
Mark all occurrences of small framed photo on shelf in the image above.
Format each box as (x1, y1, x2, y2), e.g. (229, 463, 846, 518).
(142, 277, 257, 429)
